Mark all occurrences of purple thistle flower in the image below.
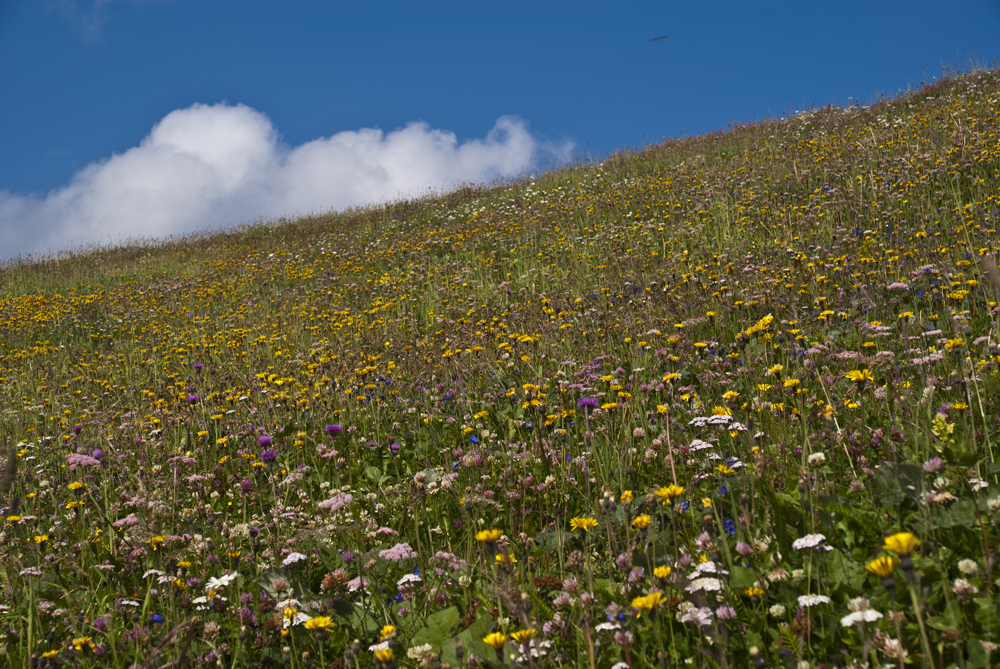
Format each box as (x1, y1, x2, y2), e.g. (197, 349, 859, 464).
(92, 449, 105, 460)
(577, 397, 599, 410)
(193, 363, 204, 370)
(187, 395, 200, 404)
(258, 435, 272, 448)
(325, 424, 342, 435)
(240, 479, 255, 493)
(260, 449, 278, 463)
(73, 425, 83, 434)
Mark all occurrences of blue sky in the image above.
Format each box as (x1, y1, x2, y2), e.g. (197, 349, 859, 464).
(2, 1, 999, 259)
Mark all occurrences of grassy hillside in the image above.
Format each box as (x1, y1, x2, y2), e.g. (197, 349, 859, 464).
(2, 68, 1000, 669)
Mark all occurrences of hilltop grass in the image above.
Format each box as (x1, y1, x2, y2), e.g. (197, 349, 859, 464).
(2, 68, 1000, 669)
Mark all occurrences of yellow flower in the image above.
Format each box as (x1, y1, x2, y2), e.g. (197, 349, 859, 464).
(304, 616, 335, 632)
(882, 532, 920, 555)
(866, 555, 899, 578)
(495, 553, 517, 564)
(653, 566, 671, 579)
(483, 632, 506, 650)
(620, 490, 633, 504)
(632, 515, 652, 530)
(72, 636, 93, 652)
(654, 485, 684, 504)
(722, 390, 740, 401)
(65, 500, 83, 510)
(845, 369, 874, 384)
(510, 628, 537, 644)
(379, 624, 396, 640)
(374, 648, 394, 664)
(715, 464, 734, 476)
(631, 591, 668, 613)
(476, 529, 502, 543)
(34, 534, 48, 544)
(570, 517, 598, 532)
(743, 587, 765, 597)
(67, 481, 84, 491)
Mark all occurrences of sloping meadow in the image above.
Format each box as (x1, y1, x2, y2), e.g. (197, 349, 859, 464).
(1, 69, 1000, 668)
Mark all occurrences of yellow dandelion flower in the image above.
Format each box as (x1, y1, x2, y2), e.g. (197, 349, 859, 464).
(882, 532, 920, 555)
(570, 517, 598, 532)
(483, 632, 506, 650)
(866, 555, 899, 578)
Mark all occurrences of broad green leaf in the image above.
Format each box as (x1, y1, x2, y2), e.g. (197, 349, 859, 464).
(411, 605, 460, 652)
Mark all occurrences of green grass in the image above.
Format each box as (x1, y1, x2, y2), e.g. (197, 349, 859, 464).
(2, 67, 1000, 669)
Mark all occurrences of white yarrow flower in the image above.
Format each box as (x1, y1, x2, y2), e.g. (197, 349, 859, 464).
(797, 594, 831, 607)
(792, 534, 827, 550)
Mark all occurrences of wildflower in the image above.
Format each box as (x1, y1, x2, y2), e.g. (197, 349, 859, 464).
(791, 533, 826, 550)
(631, 591, 667, 613)
(716, 605, 737, 621)
(325, 424, 342, 435)
(73, 636, 94, 652)
(845, 369, 874, 386)
(685, 577, 722, 593)
(475, 529, 502, 543)
(654, 485, 684, 505)
(304, 616, 335, 632)
(483, 632, 506, 660)
(510, 629, 536, 644)
(632, 515, 651, 530)
(653, 566, 671, 579)
(882, 532, 920, 555)
(840, 609, 883, 627)
(807, 452, 826, 467)
(374, 647, 394, 665)
(865, 555, 898, 578)
(679, 606, 714, 626)
(769, 604, 786, 617)
(620, 490, 633, 504)
(570, 517, 598, 532)
(379, 543, 418, 562)
(953, 578, 979, 597)
(495, 553, 517, 565)
(922, 457, 944, 473)
(797, 594, 831, 607)
(957, 559, 979, 575)
(260, 449, 278, 463)
(744, 587, 764, 597)
(380, 625, 396, 640)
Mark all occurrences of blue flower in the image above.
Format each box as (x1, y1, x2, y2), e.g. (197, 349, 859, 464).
(151, 614, 165, 624)
(470, 435, 480, 445)
(723, 518, 736, 535)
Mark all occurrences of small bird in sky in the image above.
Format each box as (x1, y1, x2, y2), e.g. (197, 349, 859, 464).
(649, 34, 669, 42)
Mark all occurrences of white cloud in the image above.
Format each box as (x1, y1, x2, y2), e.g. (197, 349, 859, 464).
(0, 103, 571, 260)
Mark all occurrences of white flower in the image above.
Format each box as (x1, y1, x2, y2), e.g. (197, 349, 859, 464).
(407, 644, 434, 660)
(957, 559, 979, 575)
(953, 578, 979, 597)
(847, 597, 869, 612)
(792, 534, 827, 550)
(206, 572, 239, 590)
(797, 594, 831, 607)
(281, 552, 308, 568)
(769, 604, 786, 617)
(840, 610, 883, 627)
(595, 622, 621, 632)
(142, 569, 165, 578)
(685, 577, 723, 593)
(807, 452, 826, 467)
(397, 573, 422, 586)
(678, 606, 714, 626)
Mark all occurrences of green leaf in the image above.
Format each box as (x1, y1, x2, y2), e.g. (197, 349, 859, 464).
(411, 606, 460, 652)
(822, 549, 867, 590)
(365, 466, 383, 484)
(729, 566, 757, 590)
(441, 611, 495, 667)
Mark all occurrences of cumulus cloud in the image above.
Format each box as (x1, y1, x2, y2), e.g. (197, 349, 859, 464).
(0, 103, 571, 260)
